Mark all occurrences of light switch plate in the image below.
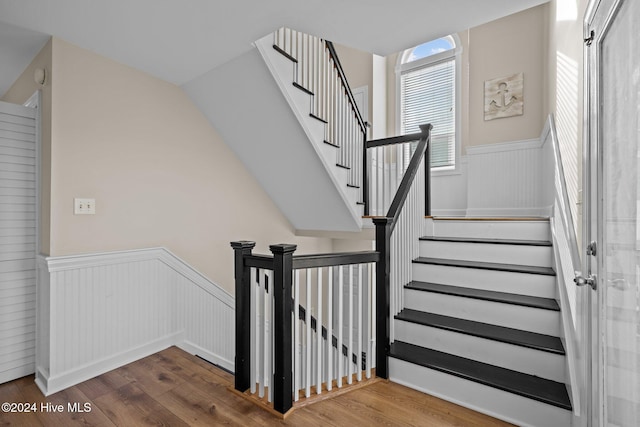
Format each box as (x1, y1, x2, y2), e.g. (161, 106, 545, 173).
(74, 198, 96, 215)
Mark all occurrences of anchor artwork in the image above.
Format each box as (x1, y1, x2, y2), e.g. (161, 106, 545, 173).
(484, 72, 524, 121)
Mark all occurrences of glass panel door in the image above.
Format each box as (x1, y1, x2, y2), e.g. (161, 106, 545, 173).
(587, 0, 640, 425)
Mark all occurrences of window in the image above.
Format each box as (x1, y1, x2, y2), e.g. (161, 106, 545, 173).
(397, 35, 459, 170)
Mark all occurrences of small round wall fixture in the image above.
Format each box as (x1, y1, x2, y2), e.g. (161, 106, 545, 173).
(34, 68, 47, 86)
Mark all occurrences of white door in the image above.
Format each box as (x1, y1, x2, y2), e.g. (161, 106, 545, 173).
(586, 0, 640, 424)
(0, 100, 37, 384)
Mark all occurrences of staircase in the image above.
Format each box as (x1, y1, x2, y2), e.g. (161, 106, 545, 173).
(217, 27, 579, 426)
(389, 217, 572, 426)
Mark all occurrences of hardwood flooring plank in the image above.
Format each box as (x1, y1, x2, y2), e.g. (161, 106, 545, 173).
(155, 382, 260, 427)
(76, 369, 132, 401)
(93, 383, 189, 427)
(0, 382, 44, 427)
(0, 346, 512, 426)
(115, 355, 186, 398)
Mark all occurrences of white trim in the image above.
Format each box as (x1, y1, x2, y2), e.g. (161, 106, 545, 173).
(550, 217, 581, 416)
(44, 248, 234, 309)
(466, 138, 543, 155)
(36, 333, 182, 396)
(178, 341, 234, 372)
(465, 207, 550, 217)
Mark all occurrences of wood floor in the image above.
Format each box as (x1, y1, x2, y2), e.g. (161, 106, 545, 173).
(0, 347, 513, 426)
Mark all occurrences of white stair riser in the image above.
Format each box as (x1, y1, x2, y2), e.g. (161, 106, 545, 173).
(432, 221, 550, 241)
(394, 321, 565, 382)
(419, 241, 552, 267)
(403, 289, 560, 336)
(390, 358, 572, 427)
(412, 264, 556, 299)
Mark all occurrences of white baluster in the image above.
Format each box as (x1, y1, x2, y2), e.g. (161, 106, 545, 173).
(347, 265, 353, 384)
(258, 269, 265, 398)
(305, 269, 311, 398)
(316, 267, 323, 395)
(250, 267, 257, 394)
(294, 270, 300, 401)
(337, 265, 343, 388)
(327, 266, 333, 391)
(267, 269, 274, 403)
(357, 264, 363, 382)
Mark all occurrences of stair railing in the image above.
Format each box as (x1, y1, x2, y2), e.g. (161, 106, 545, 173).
(231, 241, 379, 414)
(369, 124, 432, 376)
(273, 28, 369, 212)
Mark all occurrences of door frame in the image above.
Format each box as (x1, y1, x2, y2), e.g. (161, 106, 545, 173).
(584, 0, 629, 424)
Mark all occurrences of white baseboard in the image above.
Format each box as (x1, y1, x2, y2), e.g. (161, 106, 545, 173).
(36, 332, 181, 396)
(465, 207, 550, 217)
(178, 340, 234, 372)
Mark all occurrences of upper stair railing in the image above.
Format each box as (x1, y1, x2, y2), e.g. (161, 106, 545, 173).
(273, 28, 369, 212)
(232, 28, 433, 415)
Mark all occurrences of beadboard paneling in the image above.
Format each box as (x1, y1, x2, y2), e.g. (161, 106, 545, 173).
(466, 139, 547, 217)
(36, 248, 234, 395)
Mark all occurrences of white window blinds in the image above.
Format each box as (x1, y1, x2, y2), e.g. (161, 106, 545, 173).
(400, 58, 455, 168)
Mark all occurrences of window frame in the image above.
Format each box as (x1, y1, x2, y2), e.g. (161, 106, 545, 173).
(396, 34, 462, 175)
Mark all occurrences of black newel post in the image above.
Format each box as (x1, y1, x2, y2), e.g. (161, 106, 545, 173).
(270, 243, 297, 414)
(373, 218, 392, 379)
(230, 240, 256, 392)
(420, 124, 433, 217)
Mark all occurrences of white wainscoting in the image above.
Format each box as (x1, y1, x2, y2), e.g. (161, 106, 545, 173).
(35, 248, 234, 395)
(466, 138, 549, 217)
(431, 137, 553, 217)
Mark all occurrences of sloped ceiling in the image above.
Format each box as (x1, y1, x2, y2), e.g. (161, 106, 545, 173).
(0, 0, 549, 96)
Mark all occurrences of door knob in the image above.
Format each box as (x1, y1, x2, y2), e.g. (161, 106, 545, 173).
(574, 273, 597, 291)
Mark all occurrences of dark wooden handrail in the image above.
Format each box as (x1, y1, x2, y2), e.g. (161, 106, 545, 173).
(244, 250, 378, 270)
(366, 131, 426, 148)
(385, 124, 432, 231)
(325, 41, 367, 134)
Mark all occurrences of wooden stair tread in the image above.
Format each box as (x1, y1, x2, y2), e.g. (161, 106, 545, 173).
(395, 309, 565, 355)
(390, 341, 572, 411)
(419, 236, 551, 246)
(405, 281, 560, 311)
(413, 257, 556, 276)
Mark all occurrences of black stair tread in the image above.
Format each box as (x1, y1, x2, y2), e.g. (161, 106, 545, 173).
(395, 309, 565, 355)
(419, 236, 552, 246)
(390, 341, 572, 411)
(336, 163, 350, 170)
(292, 82, 313, 96)
(413, 257, 556, 276)
(406, 281, 560, 311)
(347, 184, 360, 189)
(272, 45, 297, 63)
(309, 113, 328, 123)
(323, 140, 339, 148)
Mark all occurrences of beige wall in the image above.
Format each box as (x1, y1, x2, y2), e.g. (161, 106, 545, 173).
(384, 5, 547, 151)
(2, 39, 53, 255)
(333, 43, 373, 125)
(4, 38, 332, 294)
(466, 5, 547, 147)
